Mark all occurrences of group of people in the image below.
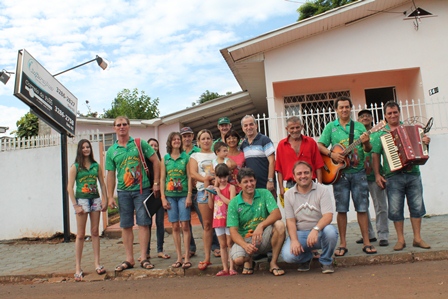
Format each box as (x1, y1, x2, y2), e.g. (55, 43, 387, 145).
(68, 96, 431, 280)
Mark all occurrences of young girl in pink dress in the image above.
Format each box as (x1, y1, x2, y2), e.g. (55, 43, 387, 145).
(208, 163, 237, 276)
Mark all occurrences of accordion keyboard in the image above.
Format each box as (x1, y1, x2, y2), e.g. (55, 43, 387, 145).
(380, 133, 403, 171)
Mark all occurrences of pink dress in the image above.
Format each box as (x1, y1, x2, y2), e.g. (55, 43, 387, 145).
(227, 151, 245, 193)
(212, 184, 231, 228)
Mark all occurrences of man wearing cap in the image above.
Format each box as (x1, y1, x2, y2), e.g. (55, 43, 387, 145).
(213, 117, 232, 148)
(180, 127, 221, 257)
(357, 109, 389, 247)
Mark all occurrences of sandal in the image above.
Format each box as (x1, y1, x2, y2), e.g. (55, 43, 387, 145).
(95, 265, 106, 275)
(269, 267, 285, 276)
(74, 271, 83, 282)
(158, 252, 171, 259)
(182, 261, 192, 269)
(242, 261, 254, 275)
(334, 247, 348, 257)
(229, 269, 238, 276)
(216, 270, 229, 276)
(172, 261, 182, 268)
(362, 245, 377, 254)
(198, 261, 212, 271)
(115, 261, 134, 272)
(141, 259, 155, 269)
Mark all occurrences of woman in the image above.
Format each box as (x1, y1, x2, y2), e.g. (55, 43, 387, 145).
(68, 139, 108, 281)
(189, 129, 216, 270)
(146, 138, 170, 260)
(225, 130, 245, 193)
(160, 132, 193, 269)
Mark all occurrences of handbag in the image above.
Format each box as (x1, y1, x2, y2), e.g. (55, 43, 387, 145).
(134, 138, 162, 216)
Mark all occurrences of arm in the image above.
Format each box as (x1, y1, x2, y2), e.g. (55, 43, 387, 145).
(159, 158, 170, 210)
(277, 171, 285, 196)
(230, 226, 258, 255)
(286, 218, 303, 256)
(361, 132, 372, 153)
(97, 166, 108, 211)
(318, 142, 343, 164)
(185, 161, 192, 208)
(106, 170, 117, 209)
(149, 153, 161, 196)
(316, 168, 322, 184)
(306, 212, 333, 247)
(67, 164, 83, 215)
(266, 154, 275, 191)
(372, 153, 386, 189)
(214, 184, 235, 205)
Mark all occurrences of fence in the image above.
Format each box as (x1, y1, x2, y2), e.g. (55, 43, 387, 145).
(255, 98, 448, 142)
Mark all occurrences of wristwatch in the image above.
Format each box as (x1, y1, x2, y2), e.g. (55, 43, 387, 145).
(268, 178, 274, 183)
(313, 226, 320, 232)
(153, 182, 159, 186)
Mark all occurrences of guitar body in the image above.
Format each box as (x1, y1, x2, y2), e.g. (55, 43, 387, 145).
(321, 144, 350, 185)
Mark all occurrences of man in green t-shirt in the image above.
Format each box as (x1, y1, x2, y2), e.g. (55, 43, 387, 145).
(372, 101, 431, 251)
(106, 116, 160, 272)
(227, 168, 285, 276)
(318, 96, 377, 256)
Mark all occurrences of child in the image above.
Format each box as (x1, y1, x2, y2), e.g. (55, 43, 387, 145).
(208, 163, 237, 276)
(205, 141, 236, 195)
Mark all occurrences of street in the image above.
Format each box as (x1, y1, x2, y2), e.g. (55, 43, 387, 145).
(2, 260, 447, 299)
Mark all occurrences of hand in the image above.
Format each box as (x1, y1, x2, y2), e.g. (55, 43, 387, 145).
(290, 239, 303, 256)
(422, 135, 430, 145)
(243, 243, 258, 255)
(375, 174, 386, 189)
(185, 196, 192, 208)
(331, 151, 345, 164)
(360, 132, 370, 144)
(74, 204, 84, 215)
(101, 200, 108, 212)
(251, 225, 264, 246)
(108, 198, 118, 209)
(307, 229, 318, 248)
(213, 186, 221, 194)
(266, 181, 275, 191)
(162, 198, 170, 210)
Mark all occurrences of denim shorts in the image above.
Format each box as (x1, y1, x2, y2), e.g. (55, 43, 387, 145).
(117, 188, 152, 228)
(76, 198, 102, 213)
(386, 173, 426, 221)
(196, 190, 208, 204)
(166, 196, 191, 222)
(333, 170, 369, 213)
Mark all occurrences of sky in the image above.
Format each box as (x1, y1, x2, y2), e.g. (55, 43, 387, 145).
(0, 0, 303, 137)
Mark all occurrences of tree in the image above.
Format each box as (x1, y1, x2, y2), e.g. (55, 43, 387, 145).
(192, 90, 233, 106)
(12, 112, 39, 138)
(103, 88, 160, 119)
(77, 100, 98, 118)
(297, 0, 356, 21)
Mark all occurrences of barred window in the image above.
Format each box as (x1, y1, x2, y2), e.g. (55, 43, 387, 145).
(284, 90, 350, 137)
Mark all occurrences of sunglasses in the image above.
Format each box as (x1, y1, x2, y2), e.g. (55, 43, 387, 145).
(115, 123, 128, 127)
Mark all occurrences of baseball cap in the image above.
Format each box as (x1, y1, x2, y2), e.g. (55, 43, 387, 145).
(358, 109, 372, 117)
(180, 127, 194, 135)
(217, 117, 230, 125)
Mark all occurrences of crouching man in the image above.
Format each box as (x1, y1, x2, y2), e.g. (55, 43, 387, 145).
(281, 161, 338, 274)
(227, 167, 286, 276)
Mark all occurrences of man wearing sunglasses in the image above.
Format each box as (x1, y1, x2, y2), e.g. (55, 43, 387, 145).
(106, 116, 160, 272)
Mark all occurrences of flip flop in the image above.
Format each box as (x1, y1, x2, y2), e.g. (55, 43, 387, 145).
(172, 261, 182, 268)
(182, 261, 192, 269)
(362, 245, 377, 254)
(242, 261, 254, 275)
(269, 268, 285, 276)
(198, 261, 212, 270)
(334, 247, 348, 257)
(216, 270, 229, 276)
(158, 252, 171, 259)
(115, 261, 134, 272)
(229, 269, 238, 276)
(95, 265, 106, 275)
(140, 259, 155, 269)
(74, 271, 83, 282)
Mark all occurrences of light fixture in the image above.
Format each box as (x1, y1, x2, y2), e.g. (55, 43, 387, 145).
(53, 55, 109, 77)
(0, 126, 9, 133)
(0, 69, 15, 85)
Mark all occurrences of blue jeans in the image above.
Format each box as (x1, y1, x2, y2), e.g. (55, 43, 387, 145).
(333, 170, 369, 213)
(386, 173, 425, 221)
(281, 225, 338, 265)
(147, 205, 165, 254)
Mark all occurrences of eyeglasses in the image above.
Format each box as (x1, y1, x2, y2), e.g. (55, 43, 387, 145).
(358, 114, 372, 119)
(115, 123, 128, 127)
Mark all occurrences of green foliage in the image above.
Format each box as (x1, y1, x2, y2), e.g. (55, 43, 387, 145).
(192, 90, 232, 106)
(297, 0, 356, 21)
(12, 112, 39, 138)
(103, 88, 160, 119)
(77, 100, 98, 118)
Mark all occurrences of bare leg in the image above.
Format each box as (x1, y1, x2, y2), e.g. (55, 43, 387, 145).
(75, 213, 88, 274)
(181, 221, 191, 264)
(269, 220, 286, 270)
(172, 222, 182, 263)
(337, 212, 347, 248)
(198, 203, 213, 264)
(122, 227, 135, 265)
(394, 221, 405, 244)
(89, 211, 101, 268)
(227, 235, 235, 272)
(357, 212, 372, 246)
(138, 225, 150, 262)
(410, 217, 422, 242)
(218, 234, 229, 272)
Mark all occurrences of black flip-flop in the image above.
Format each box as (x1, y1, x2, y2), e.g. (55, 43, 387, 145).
(334, 247, 348, 257)
(115, 261, 134, 272)
(140, 259, 155, 269)
(362, 245, 377, 254)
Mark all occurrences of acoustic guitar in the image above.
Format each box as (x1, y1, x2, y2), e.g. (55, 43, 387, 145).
(321, 121, 386, 185)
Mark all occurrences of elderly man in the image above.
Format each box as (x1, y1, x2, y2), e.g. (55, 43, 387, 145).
(213, 117, 232, 146)
(281, 161, 338, 274)
(227, 168, 285, 276)
(106, 116, 160, 271)
(372, 101, 431, 251)
(240, 115, 276, 194)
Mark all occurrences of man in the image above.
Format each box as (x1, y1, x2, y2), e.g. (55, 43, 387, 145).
(213, 117, 232, 147)
(227, 168, 286, 276)
(318, 96, 377, 255)
(372, 101, 431, 251)
(180, 126, 221, 258)
(276, 116, 324, 196)
(106, 116, 160, 271)
(240, 115, 276, 193)
(357, 109, 389, 247)
(281, 161, 338, 274)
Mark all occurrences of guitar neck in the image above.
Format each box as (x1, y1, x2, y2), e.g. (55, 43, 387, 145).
(342, 130, 373, 156)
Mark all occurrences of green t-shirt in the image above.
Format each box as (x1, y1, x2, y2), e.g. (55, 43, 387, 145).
(318, 119, 368, 174)
(74, 162, 100, 199)
(372, 123, 420, 177)
(105, 137, 155, 191)
(227, 189, 279, 237)
(185, 146, 200, 156)
(164, 152, 189, 197)
(364, 131, 383, 182)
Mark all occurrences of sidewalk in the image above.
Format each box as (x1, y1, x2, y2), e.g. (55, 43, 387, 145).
(1, 214, 447, 283)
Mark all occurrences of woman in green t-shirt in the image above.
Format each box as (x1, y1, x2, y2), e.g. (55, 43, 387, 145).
(68, 139, 108, 281)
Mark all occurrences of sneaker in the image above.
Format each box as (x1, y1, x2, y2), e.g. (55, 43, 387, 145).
(321, 263, 334, 274)
(297, 259, 311, 272)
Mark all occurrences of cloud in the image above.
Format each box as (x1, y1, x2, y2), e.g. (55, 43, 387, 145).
(0, 104, 29, 137)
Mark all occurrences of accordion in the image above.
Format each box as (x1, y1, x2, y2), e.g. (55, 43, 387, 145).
(380, 125, 429, 172)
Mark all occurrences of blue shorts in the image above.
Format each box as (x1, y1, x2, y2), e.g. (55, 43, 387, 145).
(76, 197, 102, 213)
(333, 170, 369, 213)
(166, 196, 191, 222)
(386, 173, 426, 221)
(196, 190, 208, 204)
(117, 188, 152, 228)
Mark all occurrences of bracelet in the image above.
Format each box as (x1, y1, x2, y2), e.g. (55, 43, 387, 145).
(187, 192, 193, 194)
